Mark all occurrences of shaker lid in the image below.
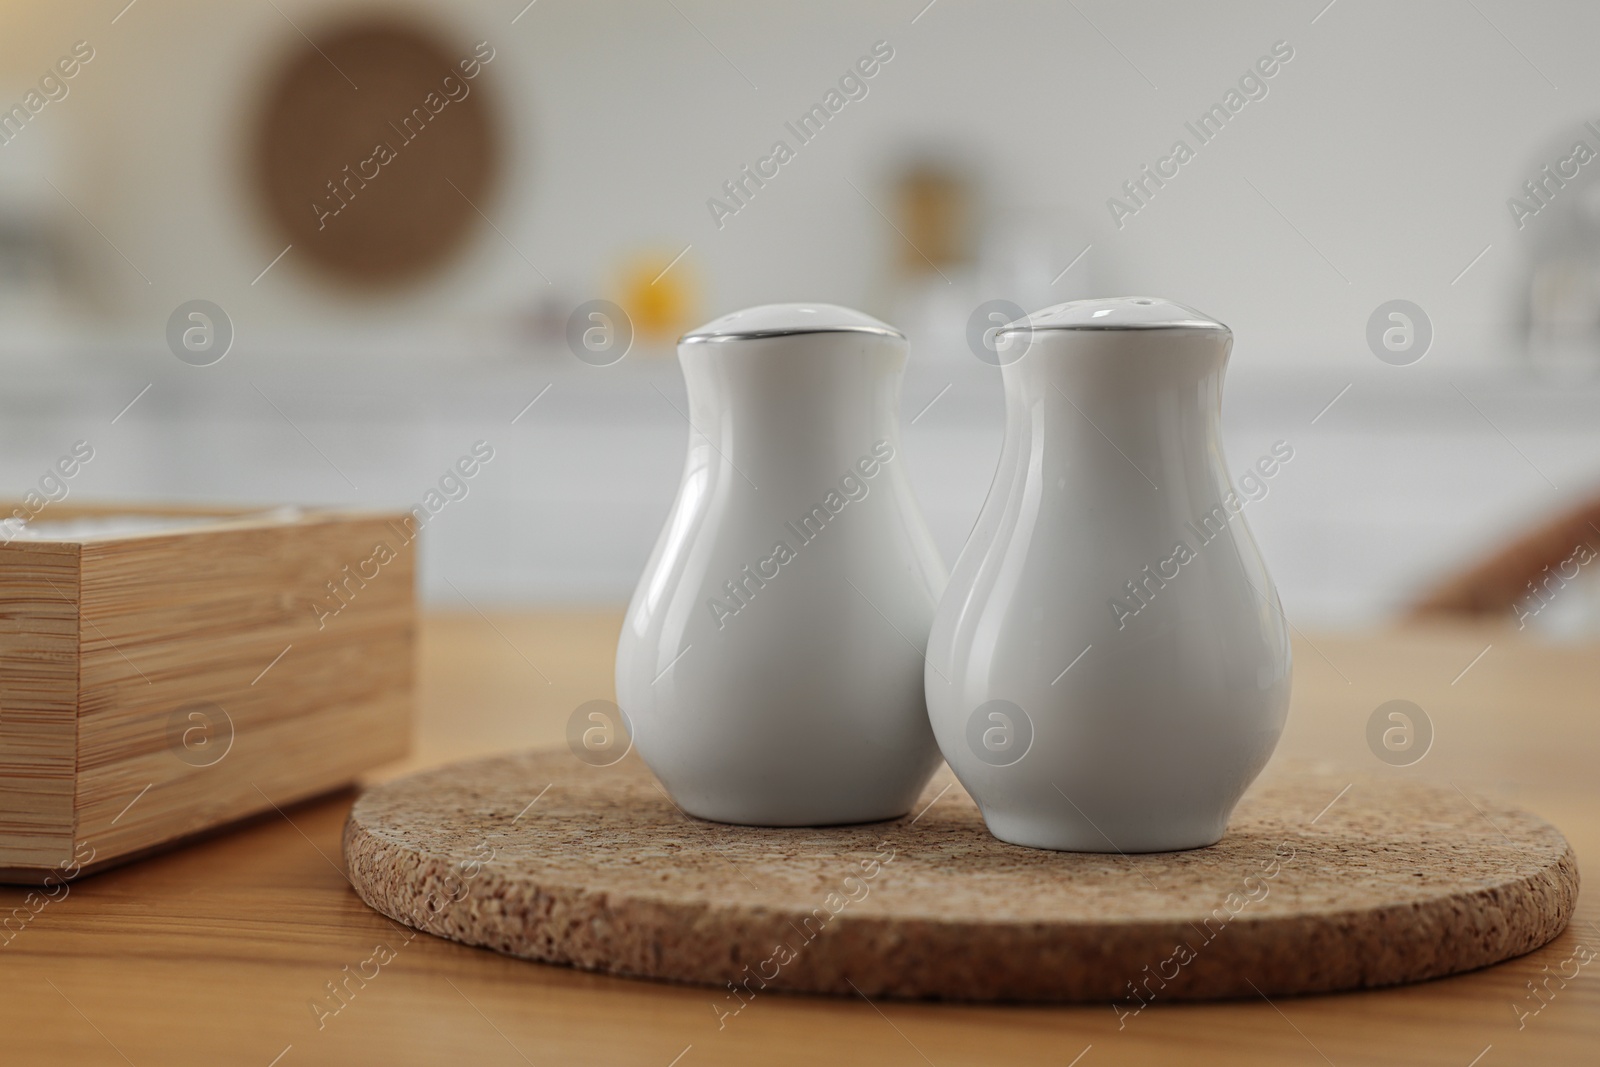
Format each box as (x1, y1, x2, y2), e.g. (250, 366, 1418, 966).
(998, 297, 1229, 336)
(680, 303, 904, 344)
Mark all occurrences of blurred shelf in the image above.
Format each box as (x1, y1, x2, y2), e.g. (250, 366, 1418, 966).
(0, 344, 1596, 625)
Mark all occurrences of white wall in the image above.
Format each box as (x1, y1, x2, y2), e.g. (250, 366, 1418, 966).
(3, 0, 1593, 355)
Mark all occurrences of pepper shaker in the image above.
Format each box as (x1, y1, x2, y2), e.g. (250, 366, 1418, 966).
(924, 297, 1291, 851)
(617, 303, 946, 826)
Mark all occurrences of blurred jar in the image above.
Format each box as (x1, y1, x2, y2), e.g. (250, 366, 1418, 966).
(1521, 147, 1600, 380)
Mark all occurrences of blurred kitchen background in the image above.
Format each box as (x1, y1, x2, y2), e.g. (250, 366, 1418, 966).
(3, 0, 1599, 629)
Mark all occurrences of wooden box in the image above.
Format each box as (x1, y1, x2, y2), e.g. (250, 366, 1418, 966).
(0, 504, 414, 882)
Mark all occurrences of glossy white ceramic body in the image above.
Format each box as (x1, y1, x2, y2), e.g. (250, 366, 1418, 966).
(617, 304, 946, 826)
(924, 297, 1292, 852)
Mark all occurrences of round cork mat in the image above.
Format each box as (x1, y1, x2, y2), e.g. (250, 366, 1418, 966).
(342, 751, 1577, 1002)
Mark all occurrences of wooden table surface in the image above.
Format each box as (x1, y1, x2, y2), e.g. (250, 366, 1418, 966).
(2, 612, 1594, 1066)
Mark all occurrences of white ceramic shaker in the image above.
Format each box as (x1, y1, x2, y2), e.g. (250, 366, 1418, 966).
(616, 303, 947, 826)
(924, 297, 1291, 852)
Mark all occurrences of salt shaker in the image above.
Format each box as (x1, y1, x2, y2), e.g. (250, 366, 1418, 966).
(924, 297, 1291, 852)
(616, 304, 946, 826)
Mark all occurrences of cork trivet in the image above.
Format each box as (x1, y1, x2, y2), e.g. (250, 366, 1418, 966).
(342, 751, 1577, 1002)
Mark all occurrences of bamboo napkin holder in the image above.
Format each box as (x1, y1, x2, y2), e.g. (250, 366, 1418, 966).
(0, 503, 414, 883)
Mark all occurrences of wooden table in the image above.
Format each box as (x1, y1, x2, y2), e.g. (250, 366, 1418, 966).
(2, 613, 1594, 1066)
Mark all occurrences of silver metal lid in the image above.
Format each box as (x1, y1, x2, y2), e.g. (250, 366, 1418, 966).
(680, 303, 905, 345)
(997, 297, 1229, 336)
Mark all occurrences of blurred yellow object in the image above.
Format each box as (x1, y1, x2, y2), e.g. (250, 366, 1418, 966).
(893, 161, 973, 276)
(618, 249, 697, 347)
